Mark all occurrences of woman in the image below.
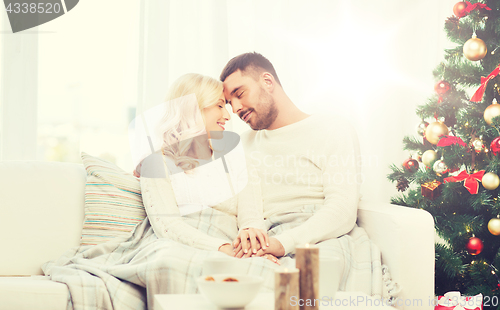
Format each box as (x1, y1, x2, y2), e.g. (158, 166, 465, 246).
(136, 73, 279, 264)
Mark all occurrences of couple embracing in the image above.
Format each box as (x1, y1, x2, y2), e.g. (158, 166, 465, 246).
(139, 52, 363, 274)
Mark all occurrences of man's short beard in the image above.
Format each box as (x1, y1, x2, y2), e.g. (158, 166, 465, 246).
(250, 87, 278, 130)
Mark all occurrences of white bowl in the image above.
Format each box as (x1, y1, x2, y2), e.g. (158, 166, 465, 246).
(196, 273, 264, 308)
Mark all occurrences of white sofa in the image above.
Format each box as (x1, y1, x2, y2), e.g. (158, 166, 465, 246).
(0, 161, 435, 310)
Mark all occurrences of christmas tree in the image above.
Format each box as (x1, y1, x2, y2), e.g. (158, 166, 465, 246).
(388, 1, 500, 308)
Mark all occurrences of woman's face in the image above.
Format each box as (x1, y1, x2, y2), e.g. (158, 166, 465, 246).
(202, 92, 231, 136)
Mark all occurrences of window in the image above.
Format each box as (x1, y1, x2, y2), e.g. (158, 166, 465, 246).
(36, 0, 140, 170)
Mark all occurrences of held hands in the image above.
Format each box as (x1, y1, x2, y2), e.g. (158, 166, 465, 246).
(236, 236, 285, 260)
(217, 242, 279, 265)
(233, 227, 269, 257)
(231, 228, 285, 264)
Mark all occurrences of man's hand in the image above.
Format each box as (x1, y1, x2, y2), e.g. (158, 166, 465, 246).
(232, 228, 269, 257)
(218, 243, 235, 256)
(233, 237, 285, 258)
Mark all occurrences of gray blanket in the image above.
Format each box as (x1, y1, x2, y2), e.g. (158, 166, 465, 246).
(42, 204, 397, 310)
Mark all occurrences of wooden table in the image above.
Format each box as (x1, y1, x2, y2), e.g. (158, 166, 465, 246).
(155, 291, 398, 310)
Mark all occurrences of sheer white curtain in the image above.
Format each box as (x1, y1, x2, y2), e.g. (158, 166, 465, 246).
(0, 7, 38, 161)
(139, 0, 457, 202)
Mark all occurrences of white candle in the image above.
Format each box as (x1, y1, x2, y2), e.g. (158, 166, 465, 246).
(319, 257, 341, 300)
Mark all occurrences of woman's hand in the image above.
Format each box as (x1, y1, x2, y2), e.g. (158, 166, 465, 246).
(232, 228, 269, 258)
(234, 237, 285, 258)
(218, 243, 235, 256)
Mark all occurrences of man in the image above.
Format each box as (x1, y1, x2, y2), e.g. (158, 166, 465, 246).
(220, 52, 361, 259)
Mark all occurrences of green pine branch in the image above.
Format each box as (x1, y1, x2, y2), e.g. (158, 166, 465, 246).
(402, 135, 430, 153)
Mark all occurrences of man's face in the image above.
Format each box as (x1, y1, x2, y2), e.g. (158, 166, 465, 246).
(223, 70, 278, 130)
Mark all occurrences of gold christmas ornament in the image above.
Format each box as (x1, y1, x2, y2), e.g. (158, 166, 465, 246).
(425, 122, 449, 144)
(463, 35, 487, 61)
(482, 172, 500, 190)
(422, 150, 438, 167)
(488, 218, 500, 235)
(484, 99, 500, 125)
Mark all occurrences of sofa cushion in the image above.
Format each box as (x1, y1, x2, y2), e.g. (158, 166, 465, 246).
(81, 152, 146, 245)
(0, 276, 68, 310)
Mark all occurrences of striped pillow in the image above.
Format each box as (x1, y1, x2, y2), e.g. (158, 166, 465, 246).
(80, 152, 146, 245)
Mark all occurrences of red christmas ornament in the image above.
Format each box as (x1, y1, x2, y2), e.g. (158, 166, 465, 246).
(491, 137, 500, 155)
(466, 237, 483, 255)
(435, 80, 451, 96)
(435, 80, 451, 104)
(453, 2, 468, 18)
(403, 158, 419, 173)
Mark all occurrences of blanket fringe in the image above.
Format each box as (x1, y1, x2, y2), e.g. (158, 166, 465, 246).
(383, 264, 402, 305)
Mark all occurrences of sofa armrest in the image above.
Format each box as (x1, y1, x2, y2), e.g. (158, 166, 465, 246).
(0, 161, 86, 276)
(357, 200, 435, 310)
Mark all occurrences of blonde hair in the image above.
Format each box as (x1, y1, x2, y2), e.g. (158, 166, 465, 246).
(156, 73, 223, 172)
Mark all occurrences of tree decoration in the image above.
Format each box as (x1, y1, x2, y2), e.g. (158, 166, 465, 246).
(421, 180, 442, 199)
(396, 177, 409, 192)
(435, 80, 451, 103)
(433, 160, 449, 175)
(484, 98, 500, 125)
(435, 80, 451, 95)
(491, 137, 500, 156)
(465, 1, 492, 14)
(466, 237, 483, 255)
(422, 150, 438, 167)
(425, 122, 449, 145)
(443, 170, 486, 194)
(471, 137, 486, 153)
(446, 16, 460, 28)
(416, 121, 429, 137)
(402, 158, 419, 173)
(471, 65, 500, 102)
(482, 172, 500, 190)
(411, 152, 422, 162)
(463, 35, 487, 61)
(488, 218, 500, 236)
(453, 2, 468, 18)
(436, 135, 468, 148)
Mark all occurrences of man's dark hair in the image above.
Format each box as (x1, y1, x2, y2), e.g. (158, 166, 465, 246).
(220, 52, 282, 86)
